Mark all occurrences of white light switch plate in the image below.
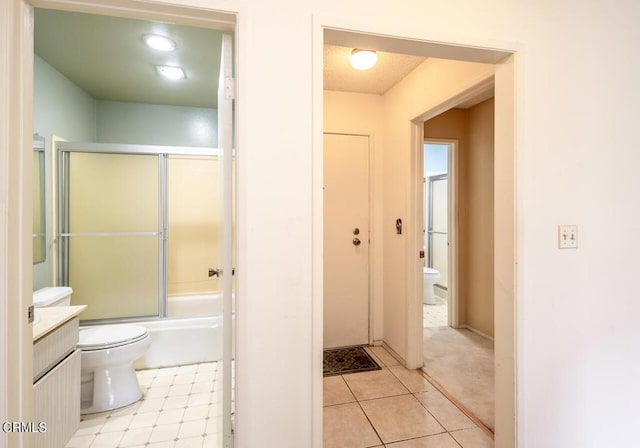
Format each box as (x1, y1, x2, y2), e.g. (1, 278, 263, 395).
(558, 225, 578, 249)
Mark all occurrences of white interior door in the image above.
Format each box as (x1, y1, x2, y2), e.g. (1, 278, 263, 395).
(218, 33, 234, 448)
(323, 133, 370, 348)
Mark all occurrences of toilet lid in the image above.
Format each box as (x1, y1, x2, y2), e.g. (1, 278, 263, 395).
(78, 325, 148, 350)
(423, 267, 439, 275)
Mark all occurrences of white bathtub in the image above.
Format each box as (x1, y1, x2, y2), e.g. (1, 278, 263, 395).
(133, 293, 223, 369)
(133, 316, 222, 369)
(167, 292, 222, 317)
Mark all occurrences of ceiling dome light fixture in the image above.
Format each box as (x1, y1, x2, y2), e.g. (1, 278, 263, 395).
(143, 34, 176, 52)
(156, 65, 186, 81)
(350, 49, 378, 70)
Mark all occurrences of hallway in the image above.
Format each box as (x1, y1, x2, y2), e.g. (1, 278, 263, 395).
(423, 327, 494, 431)
(323, 346, 493, 447)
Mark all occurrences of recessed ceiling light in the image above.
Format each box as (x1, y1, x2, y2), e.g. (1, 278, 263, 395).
(156, 65, 186, 81)
(350, 49, 378, 70)
(143, 34, 176, 52)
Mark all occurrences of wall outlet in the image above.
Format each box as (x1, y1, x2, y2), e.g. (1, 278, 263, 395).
(558, 225, 578, 249)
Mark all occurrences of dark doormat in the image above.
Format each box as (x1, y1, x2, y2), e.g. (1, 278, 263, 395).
(323, 346, 381, 377)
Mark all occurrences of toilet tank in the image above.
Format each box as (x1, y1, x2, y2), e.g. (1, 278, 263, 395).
(33, 287, 73, 307)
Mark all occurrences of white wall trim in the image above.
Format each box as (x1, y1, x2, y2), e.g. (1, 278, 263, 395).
(494, 55, 517, 448)
(0, 0, 11, 442)
(406, 76, 495, 371)
(29, 0, 236, 30)
(423, 138, 459, 329)
(1, 2, 35, 446)
(311, 15, 325, 448)
(407, 120, 425, 368)
(417, 77, 495, 123)
(407, 73, 517, 448)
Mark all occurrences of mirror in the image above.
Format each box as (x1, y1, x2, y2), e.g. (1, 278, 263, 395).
(33, 133, 46, 264)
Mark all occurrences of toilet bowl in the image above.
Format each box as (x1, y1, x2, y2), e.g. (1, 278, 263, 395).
(33, 287, 151, 414)
(79, 325, 151, 414)
(423, 267, 441, 305)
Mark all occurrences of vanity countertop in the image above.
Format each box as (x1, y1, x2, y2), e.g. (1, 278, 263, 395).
(33, 305, 87, 342)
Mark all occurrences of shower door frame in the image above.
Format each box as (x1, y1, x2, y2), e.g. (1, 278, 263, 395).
(56, 141, 222, 324)
(426, 172, 448, 289)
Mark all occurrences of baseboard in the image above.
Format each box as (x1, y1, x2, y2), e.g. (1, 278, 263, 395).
(458, 325, 494, 342)
(381, 341, 406, 365)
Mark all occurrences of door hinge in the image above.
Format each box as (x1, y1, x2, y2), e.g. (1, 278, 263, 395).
(28, 305, 34, 323)
(419, 250, 425, 259)
(225, 77, 235, 100)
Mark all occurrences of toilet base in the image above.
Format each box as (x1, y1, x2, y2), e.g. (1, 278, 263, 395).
(423, 268, 441, 305)
(423, 285, 437, 305)
(81, 363, 143, 414)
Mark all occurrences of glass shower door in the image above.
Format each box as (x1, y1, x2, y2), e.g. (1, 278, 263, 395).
(166, 155, 220, 316)
(60, 151, 160, 320)
(428, 174, 448, 289)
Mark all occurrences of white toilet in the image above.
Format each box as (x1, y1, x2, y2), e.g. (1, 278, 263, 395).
(423, 267, 441, 305)
(33, 287, 151, 414)
(78, 325, 150, 414)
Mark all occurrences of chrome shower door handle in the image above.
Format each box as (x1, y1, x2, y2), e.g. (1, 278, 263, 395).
(208, 268, 236, 277)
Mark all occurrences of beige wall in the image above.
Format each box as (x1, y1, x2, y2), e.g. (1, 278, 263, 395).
(424, 99, 495, 337)
(382, 58, 494, 359)
(466, 99, 495, 336)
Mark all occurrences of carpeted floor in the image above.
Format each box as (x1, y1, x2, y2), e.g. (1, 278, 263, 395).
(423, 326, 495, 430)
(323, 346, 381, 377)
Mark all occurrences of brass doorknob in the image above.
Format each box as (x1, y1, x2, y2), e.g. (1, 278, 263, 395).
(353, 238, 361, 246)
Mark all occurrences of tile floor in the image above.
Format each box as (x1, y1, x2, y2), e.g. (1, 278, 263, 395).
(66, 362, 221, 448)
(65, 348, 491, 448)
(324, 346, 494, 448)
(423, 295, 448, 328)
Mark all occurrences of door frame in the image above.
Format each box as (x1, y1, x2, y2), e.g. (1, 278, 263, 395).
(407, 74, 516, 446)
(422, 138, 459, 328)
(312, 17, 517, 448)
(323, 131, 377, 346)
(1, 1, 240, 446)
(410, 79, 494, 367)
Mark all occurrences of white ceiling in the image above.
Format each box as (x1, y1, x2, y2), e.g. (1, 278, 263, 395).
(324, 45, 426, 95)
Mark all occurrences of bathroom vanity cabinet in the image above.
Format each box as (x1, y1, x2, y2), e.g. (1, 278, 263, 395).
(32, 306, 86, 448)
